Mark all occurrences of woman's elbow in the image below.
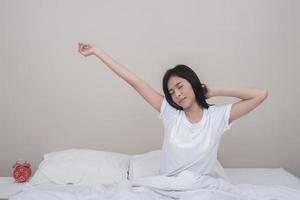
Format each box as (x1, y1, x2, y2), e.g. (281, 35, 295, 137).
(258, 89, 268, 101)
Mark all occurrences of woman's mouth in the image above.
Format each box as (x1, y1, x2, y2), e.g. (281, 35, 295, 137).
(179, 97, 186, 104)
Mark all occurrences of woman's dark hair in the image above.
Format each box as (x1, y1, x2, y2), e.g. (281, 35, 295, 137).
(162, 64, 210, 110)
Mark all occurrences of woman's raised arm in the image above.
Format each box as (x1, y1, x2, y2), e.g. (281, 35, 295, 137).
(78, 42, 163, 112)
(206, 86, 268, 123)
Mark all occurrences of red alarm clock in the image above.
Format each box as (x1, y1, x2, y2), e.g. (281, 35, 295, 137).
(12, 160, 32, 183)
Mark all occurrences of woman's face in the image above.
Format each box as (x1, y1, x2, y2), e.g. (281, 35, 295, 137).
(167, 76, 196, 109)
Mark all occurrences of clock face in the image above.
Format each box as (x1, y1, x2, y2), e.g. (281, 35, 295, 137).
(13, 165, 32, 182)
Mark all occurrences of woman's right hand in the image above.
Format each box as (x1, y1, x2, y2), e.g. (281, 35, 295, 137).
(78, 42, 97, 57)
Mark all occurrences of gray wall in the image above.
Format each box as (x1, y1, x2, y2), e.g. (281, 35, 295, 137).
(1, 0, 300, 177)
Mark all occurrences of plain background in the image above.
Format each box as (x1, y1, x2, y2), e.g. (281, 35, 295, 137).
(1, 0, 299, 178)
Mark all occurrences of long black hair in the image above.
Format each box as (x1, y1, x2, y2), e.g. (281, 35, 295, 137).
(162, 64, 210, 110)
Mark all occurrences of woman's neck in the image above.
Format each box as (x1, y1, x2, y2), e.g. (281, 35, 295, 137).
(184, 103, 203, 123)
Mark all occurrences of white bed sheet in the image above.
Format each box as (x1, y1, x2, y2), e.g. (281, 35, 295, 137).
(225, 168, 300, 190)
(9, 168, 300, 200)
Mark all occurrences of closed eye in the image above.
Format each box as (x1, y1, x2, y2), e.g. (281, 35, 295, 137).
(168, 89, 174, 95)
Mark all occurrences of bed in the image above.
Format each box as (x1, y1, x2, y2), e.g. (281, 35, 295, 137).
(225, 168, 300, 190)
(8, 149, 300, 200)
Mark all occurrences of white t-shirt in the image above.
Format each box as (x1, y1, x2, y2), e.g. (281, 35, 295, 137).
(158, 98, 233, 177)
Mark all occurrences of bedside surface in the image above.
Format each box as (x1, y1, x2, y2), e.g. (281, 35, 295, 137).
(0, 177, 26, 199)
(224, 168, 300, 190)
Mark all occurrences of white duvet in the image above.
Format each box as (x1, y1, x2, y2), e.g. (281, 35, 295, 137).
(10, 170, 300, 200)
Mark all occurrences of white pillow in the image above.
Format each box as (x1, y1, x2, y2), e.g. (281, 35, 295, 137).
(128, 150, 161, 179)
(30, 149, 130, 186)
(128, 150, 231, 181)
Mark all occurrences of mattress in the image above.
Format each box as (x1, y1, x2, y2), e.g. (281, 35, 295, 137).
(225, 168, 300, 190)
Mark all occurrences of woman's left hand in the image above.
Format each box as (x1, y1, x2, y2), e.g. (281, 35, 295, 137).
(202, 84, 211, 98)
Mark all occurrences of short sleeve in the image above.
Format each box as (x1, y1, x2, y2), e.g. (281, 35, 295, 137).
(158, 98, 178, 126)
(209, 104, 234, 135)
(158, 98, 167, 119)
(223, 104, 234, 130)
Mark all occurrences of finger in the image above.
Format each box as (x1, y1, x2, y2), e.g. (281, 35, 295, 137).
(83, 44, 90, 49)
(79, 42, 87, 49)
(79, 47, 86, 55)
(80, 44, 86, 52)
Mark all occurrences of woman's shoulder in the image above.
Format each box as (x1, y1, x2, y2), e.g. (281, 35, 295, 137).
(206, 104, 216, 113)
(159, 98, 181, 120)
(206, 104, 231, 116)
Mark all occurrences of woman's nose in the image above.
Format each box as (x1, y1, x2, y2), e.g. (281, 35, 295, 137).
(175, 90, 181, 98)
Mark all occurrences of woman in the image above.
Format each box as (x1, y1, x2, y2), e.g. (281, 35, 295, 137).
(78, 43, 300, 199)
(78, 42, 268, 177)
